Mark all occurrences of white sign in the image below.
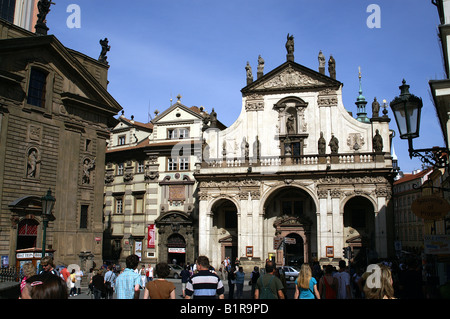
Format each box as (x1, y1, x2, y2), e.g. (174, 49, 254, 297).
(168, 248, 185, 254)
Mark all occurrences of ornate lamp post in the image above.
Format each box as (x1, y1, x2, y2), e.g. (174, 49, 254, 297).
(40, 189, 55, 262)
(390, 79, 448, 168)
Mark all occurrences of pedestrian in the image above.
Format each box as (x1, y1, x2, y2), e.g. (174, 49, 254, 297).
(185, 255, 225, 299)
(274, 267, 287, 298)
(39, 256, 59, 277)
(254, 261, 285, 299)
(115, 254, 141, 299)
(20, 274, 68, 299)
(143, 262, 176, 299)
(181, 265, 191, 298)
(227, 267, 235, 299)
(398, 258, 424, 299)
(139, 265, 147, 288)
(104, 265, 116, 299)
(363, 263, 396, 299)
(75, 268, 83, 295)
(294, 263, 320, 299)
(147, 264, 154, 282)
(318, 264, 338, 299)
(91, 269, 106, 299)
(20, 262, 36, 293)
(235, 266, 245, 299)
(69, 269, 77, 296)
(334, 260, 352, 299)
(250, 266, 260, 298)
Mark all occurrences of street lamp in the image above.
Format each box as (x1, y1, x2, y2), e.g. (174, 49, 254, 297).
(390, 79, 448, 168)
(41, 188, 55, 261)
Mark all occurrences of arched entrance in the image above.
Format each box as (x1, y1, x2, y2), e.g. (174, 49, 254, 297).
(167, 233, 186, 265)
(155, 211, 195, 266)
(343, 196, 376, 266)
(285, 233, 304, 266)
(264, 186, 317, 267)
(211, 198, 238, 263)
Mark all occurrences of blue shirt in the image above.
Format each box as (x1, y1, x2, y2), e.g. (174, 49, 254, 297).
(115, 268, 141, 299)
(295, 277, 317, 299)
(235, 271, 245, 284)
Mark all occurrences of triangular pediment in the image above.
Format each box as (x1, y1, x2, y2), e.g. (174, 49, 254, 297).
(151, 102, 203, 124)
(241, 61, 341, 95)
(0, 35, 122, 115)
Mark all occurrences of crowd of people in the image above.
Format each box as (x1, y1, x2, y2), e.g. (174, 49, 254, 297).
(16, 254, 448, 300)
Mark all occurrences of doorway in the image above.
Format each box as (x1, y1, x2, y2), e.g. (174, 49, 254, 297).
(285, 233, 304, 266)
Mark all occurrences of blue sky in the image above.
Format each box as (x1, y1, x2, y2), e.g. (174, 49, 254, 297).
(47, 0, 444, 173)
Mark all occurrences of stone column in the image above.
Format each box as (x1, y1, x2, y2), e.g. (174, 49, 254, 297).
(331, 190, 343, 258)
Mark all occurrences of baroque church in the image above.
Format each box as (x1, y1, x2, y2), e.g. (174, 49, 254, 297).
(195, 35, 396, 270)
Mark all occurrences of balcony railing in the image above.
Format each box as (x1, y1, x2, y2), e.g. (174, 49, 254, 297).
(201, 152, 383, 169)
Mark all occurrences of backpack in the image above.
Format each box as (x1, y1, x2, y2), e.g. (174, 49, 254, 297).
(259, 275, 277, 299)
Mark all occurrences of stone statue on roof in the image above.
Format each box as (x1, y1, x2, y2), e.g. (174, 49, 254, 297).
(99, 38, 111, 64)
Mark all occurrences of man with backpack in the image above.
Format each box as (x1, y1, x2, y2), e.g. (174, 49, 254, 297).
(254, 261, 285, 299)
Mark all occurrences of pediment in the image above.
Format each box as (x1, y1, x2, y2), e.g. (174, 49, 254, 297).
(151, 102, 203, 124)
(241, 61, 341, 95)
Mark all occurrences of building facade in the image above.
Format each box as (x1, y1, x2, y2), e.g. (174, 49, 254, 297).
(103, 100, 225, 266)
(195, 40, 396, 270)
(0, 18, 122, 269)
(393, 169, 432, 253)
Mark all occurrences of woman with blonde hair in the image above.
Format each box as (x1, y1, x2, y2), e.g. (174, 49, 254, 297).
(363, 263, 396, 299)
(294, 263, 320, 299)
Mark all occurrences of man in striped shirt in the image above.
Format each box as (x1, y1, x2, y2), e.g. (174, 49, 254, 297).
(185, 255, 225, 299)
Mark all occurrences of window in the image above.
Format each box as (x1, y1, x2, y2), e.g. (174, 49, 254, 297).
(168, 158, 177, 171)
(27, 68, 47, 107)
(117, 163, 124, 175)
(135, 196, 144, 214)
(115, 198, 123, 214)
(179, 157, 189, 170)
(0, 0, 16, 23)
(168, 128, 189, 139)
(167, 157, 189, 171)
(80, 205, 88, 229)
(137, 161, 145, 173)
(118, 135, 126, 145)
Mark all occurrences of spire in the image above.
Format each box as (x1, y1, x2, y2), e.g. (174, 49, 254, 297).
(356, 67, 369, 123)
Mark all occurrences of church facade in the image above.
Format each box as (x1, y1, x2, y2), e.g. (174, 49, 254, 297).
(195, 37, 396, 270)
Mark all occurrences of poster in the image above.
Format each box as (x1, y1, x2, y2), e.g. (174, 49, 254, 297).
(148, 224, 155, 248)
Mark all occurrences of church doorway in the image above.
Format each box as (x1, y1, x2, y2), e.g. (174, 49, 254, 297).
(343, 196, 376, 265)
(264, 186, 316, 267)
(285, 233, 304, 267)
(212, 199, 238, 263)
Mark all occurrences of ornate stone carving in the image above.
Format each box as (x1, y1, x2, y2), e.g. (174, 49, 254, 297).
(347, 133, 365, 151)
(254, 66, 322, 90)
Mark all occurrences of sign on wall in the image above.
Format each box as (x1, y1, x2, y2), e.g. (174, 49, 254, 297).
(148, 224, 155, 248)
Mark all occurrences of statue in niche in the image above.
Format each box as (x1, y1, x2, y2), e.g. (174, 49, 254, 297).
(329, 134, 339, 154)
(202, 138, 210, 161)
(373, 129, 383, 152)
(27, 148, 40, 178)
(99, 38, 110, 64)
(241, 137, 249, 159)
(372, 97, 380, 118)
(82, 158, 96, 184)
(286, 114, 296, 135)
(245, 62, 253, 85)
(257, 55, 265, 79)
(318, 132, 326, 155)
